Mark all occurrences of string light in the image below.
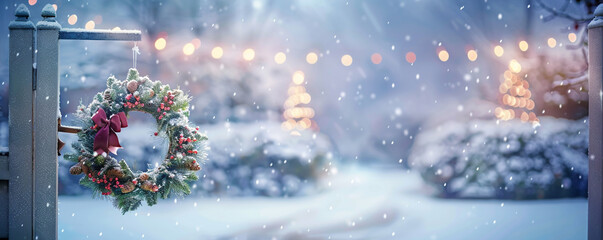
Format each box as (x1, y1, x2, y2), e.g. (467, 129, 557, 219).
(211, 47, 223, 59)
(182, 43, 195, 55)
(292, 71, 305, 85)
(274, 52, 286, 64)
(85, 20, 95, 30)
(494, 45, 504, 57)
(568, 33, 577, 43)
(509, 59, 521, 73)
(467, 50, 478, 62)
(94, 15, 103, 25)
(154, 38, 166, 51)
(371, 53, 382, 64)
(191, 38, 201, 49)
(405, 52, 416, 64)
(547, 37, 557, 48)
(438, 49, 449, 62)
(299, 118, 312, 129)
(306, 52, 318, 64)
(68, 15, 78, 25)
(243, 48, 255, 61)
(341, 54, 353, 66)
(518, 41, 529, 52)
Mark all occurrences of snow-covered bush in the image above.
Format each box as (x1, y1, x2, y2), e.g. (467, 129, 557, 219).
(59, 120, 335, 197)
(196, 121, 334, 197)
(409, 117, 588, 199)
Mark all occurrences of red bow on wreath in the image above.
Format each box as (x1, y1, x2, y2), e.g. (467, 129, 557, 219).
(92, 108, 128, 155)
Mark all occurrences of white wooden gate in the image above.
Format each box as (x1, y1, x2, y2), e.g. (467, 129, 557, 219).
(1, 4, 140, 240)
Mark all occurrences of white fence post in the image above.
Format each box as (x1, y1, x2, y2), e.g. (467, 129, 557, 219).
(8, 4, 35, 240)
(34, 4, 61, 240)
(589, 4, 603, 240)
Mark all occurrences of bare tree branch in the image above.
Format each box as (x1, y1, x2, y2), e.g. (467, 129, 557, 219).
(553, 74, 588, 87)
(535, 0, 593, 22)
(542, 0, 571, 21)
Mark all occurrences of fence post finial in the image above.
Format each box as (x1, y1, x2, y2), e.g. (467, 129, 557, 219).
(589, 4, 603, 29)
(37, 4, 60, 30)
(15, 4, 29, 19)
(9, 4, 34, 30)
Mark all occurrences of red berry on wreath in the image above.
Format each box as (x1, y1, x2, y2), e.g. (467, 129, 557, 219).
(70, 68, 207, 213)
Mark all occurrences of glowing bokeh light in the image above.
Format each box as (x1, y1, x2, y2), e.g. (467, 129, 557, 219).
(306, 52, 318, 64)
(292, 71, 305, 85)
(288, 86, 306, 96)
(28, 0, 36, 6)
(274, 52, 286, 64)
(182, 43, 195, 56)
(467, 50, 478, 62)
(509, 59, 522, 73)
(299, 93, 312, 104)
(568, 33, 577, 43)
(243, 48, 255, 61)
(85, 20, 95, 30)
(494, 45, 504, 57)
(520, 112, 529, 122)
(519, 41, 529, 51)
(299, 118, 312, 129)
(371, 53, 382, 64)
(341, 54, 353, 66)
(547, 37, 557, 48)
(68, 15, 78, 25)
(438, 50, 449, 62)
(52, 4, 57, 10)
(211, 47, 224, 59)
(154, 38, 166, 51)
(191, 38, 201, 49)
(405, 52, 416, 64)
(94, 15, 103, 25)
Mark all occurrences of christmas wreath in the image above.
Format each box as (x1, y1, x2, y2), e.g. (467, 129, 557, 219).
(64, 68, 208, 214)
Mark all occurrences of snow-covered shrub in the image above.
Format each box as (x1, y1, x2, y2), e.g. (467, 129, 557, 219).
(409, 117, 587, 199)
(58, 120, 335, 197)
(197, 121, 334, 197)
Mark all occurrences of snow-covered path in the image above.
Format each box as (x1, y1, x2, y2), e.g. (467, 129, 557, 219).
(58, 168, 587, 240)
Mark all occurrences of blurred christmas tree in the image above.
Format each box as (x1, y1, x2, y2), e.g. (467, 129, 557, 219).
(281, 70, 318, 135)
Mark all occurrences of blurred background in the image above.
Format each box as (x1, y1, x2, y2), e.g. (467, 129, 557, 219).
(0, 0, 593, 239)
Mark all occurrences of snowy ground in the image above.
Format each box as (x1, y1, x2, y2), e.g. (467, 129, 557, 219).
(58, 167, 587, 240)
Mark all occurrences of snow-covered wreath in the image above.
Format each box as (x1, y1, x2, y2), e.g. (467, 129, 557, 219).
(64, 68, 208, 214)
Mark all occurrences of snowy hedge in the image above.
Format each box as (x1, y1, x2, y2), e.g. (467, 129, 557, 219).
(409, 117, 588, 199)
(196, 121, 334, 197)
(59, 120, 335, 197)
